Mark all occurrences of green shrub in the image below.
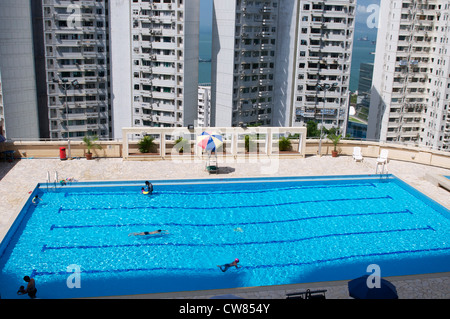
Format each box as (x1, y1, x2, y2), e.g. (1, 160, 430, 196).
(174, 137, 188, 153)
(138, 135, 155, 153)
(279, 136, 292, 151)
(244, 135, 255, 152)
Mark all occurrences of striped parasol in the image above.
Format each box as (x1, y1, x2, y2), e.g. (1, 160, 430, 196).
(197, 131, 223, 152)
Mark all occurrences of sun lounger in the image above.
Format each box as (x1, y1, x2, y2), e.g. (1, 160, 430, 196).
(286, 289, 327, 299)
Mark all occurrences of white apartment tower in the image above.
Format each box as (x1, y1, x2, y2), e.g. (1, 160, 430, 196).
(42, 0, 110, 140)
(211, 0, 355, 131)
(368, 0, 450, 150)
(292, 0, 355, 134)
(212, 0, 289, 127)
(110, 0, 199, 139)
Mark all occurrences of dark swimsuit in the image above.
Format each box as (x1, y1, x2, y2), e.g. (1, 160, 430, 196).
(144, 230, 161, 235)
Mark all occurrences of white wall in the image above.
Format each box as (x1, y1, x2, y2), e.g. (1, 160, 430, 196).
(0, 0, 39, 139)
(211, 0, 236, 127)
(273, 0, 299, 127)
(183, 0, 200, 127)
(367, 0, 392, 141)
(109, 0, 132, 139)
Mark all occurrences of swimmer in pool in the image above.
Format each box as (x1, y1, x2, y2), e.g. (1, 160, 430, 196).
(144, 181, 153, 195)
(128, 230, 169, 236)
(217, 258, 241, 272)
(32, 195, 43, 204)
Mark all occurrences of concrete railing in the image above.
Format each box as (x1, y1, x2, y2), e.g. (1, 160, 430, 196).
(313, 139, 450, 169)
(1, 133, 449, 169)
(121, 127, 307, 160)
(0, 140, 122, 159)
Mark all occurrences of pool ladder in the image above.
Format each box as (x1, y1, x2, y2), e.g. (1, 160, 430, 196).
(46, 171, 59, 191)
(375, 163, 389, 179)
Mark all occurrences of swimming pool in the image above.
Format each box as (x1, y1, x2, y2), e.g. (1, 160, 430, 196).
(0, 174, 449, 298)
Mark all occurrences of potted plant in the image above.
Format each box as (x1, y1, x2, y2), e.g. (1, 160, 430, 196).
(138, 135, 155, 153)
(83, 135, 102, 160)
(174, 136, 188, 154)
(244, 135, 255, 153)
(327, 132, 342, 157)
(279, 136, 292, 152)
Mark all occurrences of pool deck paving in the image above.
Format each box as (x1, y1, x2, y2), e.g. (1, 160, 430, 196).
(0, 155, 449, 299)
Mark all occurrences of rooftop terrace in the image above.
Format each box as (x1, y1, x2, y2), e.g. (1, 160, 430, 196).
(0, 144, 449, 298)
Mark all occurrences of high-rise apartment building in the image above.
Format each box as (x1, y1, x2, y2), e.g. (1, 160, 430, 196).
(110, 0, 199, 139)
(292, 0, 355, 134)
(40, 0, 110, 140)
(211, 0, 355, 133)
(211, 0, 289, 127)
(368, 0, 450, 150)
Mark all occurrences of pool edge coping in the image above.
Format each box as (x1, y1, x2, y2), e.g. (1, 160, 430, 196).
(88, 271, 450, 299)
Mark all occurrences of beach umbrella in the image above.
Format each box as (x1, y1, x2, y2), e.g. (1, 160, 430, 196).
(348, 275, 398, 299)
(197, 131, 223, 152)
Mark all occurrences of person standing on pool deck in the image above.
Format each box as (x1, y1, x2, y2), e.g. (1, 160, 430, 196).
(145, 181, 153, 194)
(217, 259, 241, 272)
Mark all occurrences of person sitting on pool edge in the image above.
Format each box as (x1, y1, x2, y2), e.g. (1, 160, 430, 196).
(128, 230, 169, 236)
(144, 181, 153, 195)
(217, 258, 241, 272)
(18, 276, 37, 299)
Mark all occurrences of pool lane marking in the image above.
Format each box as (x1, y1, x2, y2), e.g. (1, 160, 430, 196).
(62, 183, 377, 197)
(41, 226, 434, 252)
(50, 209, 413, 230)
(57, 195, 393, 213)
(32, 245, 450, 278)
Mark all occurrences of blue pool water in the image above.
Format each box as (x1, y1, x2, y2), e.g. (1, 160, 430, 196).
(0, 175, 449, 298)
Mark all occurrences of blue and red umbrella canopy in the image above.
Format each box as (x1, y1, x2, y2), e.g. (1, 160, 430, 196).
(197, 131, 223, 151)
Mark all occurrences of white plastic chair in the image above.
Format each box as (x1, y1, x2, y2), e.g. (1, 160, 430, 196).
(352, 147, 363, 162)
(376, 149, 389, 174)
(377, 149, 389, 164)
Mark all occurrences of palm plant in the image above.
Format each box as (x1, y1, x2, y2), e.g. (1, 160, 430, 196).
(83, 135, 102, 155)
(279, 136, 292, 151)
(327, 132, 342, 156)
(138, 135, 155, 153)
(174, 137, 188, 153)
